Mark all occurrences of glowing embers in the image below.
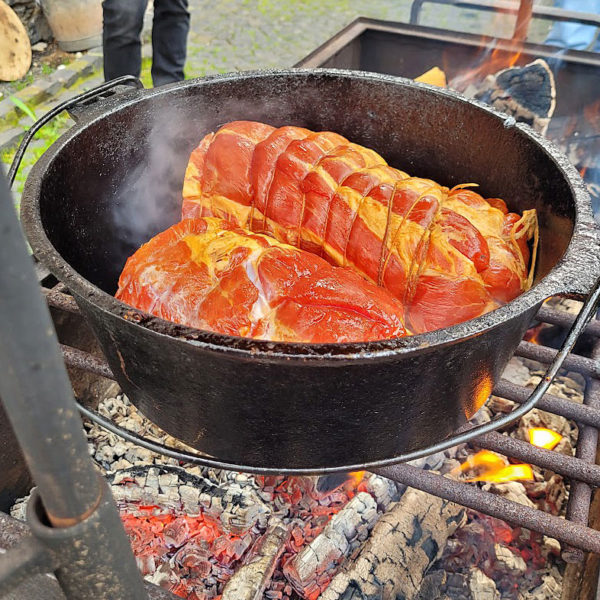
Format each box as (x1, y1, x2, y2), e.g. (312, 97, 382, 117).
(529, 427, 562, 451)
(112, 467, 394, 600)
(454, 428, 563, 484)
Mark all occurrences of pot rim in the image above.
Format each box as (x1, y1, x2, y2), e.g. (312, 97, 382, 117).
(20, 68, 599, 362)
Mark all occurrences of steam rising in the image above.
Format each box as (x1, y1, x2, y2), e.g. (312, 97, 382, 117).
(109, 90, 304, 262)
(111, 103, 192, 253)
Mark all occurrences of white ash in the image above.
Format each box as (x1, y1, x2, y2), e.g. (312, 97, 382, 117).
(283, 492, 378, 598)
(221, 518, 290, 600)
(320, 488, 466, 600)
(494, 544, 528, 576)
(469, 568, 500, 600)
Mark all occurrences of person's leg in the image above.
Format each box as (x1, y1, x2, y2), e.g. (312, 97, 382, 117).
(102, 0, 148, 81)
(151, 0, 190, 86)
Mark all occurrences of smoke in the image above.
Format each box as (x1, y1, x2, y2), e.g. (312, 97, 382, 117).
(108, 83, 323, 262)
(110, 101, 193, 254)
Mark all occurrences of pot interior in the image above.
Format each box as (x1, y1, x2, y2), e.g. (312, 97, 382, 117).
(34, 72, 575, 297)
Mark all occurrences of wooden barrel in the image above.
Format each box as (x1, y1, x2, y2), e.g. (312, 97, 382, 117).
(40, 0, 102, 51)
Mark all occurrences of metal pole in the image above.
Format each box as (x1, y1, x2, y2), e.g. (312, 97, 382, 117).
(0, 165, 147, 598)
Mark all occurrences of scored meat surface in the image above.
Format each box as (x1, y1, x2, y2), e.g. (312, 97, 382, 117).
(182, 121, 537, 333)
(116, 218, 408, 343)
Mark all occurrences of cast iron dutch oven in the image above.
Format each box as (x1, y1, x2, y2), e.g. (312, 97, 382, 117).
(19, 70, 600, 470)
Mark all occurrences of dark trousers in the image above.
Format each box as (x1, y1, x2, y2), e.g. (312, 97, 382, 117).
(102, 0, 190, 86)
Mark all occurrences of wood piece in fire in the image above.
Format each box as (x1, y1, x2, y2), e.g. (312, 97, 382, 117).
(221, 518, 290, 600)
(319, 488, 466, 600)
(283, 492, 379, 598)
(472, 59, 556, 136)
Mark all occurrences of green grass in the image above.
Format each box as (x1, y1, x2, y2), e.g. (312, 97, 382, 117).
(140, 57, 153, 88)
(1, 111, 72, 208)
(12, 73, 35, 92)
(41, 63, 55, 76)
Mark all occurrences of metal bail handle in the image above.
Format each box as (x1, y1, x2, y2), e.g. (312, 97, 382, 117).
(77, 276, 600, 475)
(8, 75, 143, 188)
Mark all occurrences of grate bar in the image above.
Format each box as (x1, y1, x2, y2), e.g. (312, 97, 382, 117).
(61, 344, 114, 379)
(493, 379, 600, 428)
(516, 341, 600, 378)
(375, 462, 600, 554)
(44, 287, 79, 314)
(536, 305, 600, 338)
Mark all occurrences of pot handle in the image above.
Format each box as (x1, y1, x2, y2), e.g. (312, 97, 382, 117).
(7, 76, 143, 189)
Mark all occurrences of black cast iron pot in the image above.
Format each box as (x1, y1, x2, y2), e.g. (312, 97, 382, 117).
(19, 70, 600, 471)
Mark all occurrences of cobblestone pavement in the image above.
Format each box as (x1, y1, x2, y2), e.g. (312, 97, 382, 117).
(183, 0, 553, 78)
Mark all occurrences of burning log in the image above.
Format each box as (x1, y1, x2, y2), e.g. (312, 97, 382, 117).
(221, 518, 290, 600)
(319, 488, 466, 600)
(470, 59, 556, 135)
(283, 492, 379, 599)
(364, 473, 401, 510)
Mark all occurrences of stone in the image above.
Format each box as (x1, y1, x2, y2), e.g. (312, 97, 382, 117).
(48, 68, 79, 88)
(6, 0, 52, 44)
(0, 128, 24, 152)
(13, 85, 46, 107)
(31, 42, 47, 52)
(65, 59, 95, 79)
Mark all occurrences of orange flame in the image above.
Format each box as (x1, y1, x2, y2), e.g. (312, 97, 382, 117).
(529, 427, 562, 450)
(349, 471, 365, 486)
(525, 322, 543, 344)
(468, 462, 534, 483)
(453, 426, 563, 484)
(452, 450, 534, 483)
(450, 46, 524, 92)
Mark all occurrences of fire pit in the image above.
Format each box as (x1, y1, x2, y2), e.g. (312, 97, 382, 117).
(14, 287, 594, 599)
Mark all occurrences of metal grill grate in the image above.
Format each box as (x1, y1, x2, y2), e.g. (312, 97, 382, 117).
(45, 283, 600, 560)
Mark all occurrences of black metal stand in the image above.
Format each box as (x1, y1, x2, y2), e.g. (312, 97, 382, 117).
(0, 165, 147, 598)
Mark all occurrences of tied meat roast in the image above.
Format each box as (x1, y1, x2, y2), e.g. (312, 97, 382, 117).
(117, 121, 537, 342)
